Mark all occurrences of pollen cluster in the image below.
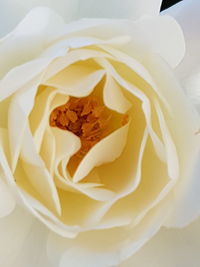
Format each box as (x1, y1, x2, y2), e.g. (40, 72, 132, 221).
(50, 96, 113, 158)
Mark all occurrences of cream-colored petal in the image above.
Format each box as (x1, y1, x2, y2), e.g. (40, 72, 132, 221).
(42, 35, 130, 58)
(19, 190, 79, 238)
(155, 101, 179, 179)
(55, 161, 116, 202)
(56, 173, 115, 202)
(145, 53, 200, 227)
(98, 45, 170, 110)
(46, 198, 171, 267)
(126, 15, 185, 68)
(11, 218, 50, 267)
(19, 186, 112, 236)
(96, 58, 166, 162)
(0, 58, 53, 101)
(40, 128, 56, 174)
(90, 129, 148, 227)
(0, 206, 39, 266)
(8, 75, 42, 172)
(31, 89, 68, 152)
(55, 15, 184, 68)
(165, 0, 200, 80)
(0, 129, 16, 187)
(120, 217, 200, 267)
(20, 125, 61, 215)
(29, 87, 55, 137)
(0, 7, 65, 78)
(184, 71, 200, 114)
(97, 15, 184, 68)
(45, 65, 105, 97)
(0, 177, 15, 218)
(9, 1, 78, 26)
(42, 49, 112, 82)
(103, 74, 131, 113)
(73, 122, 130, 183)
(95, 133, 173, 229)
(51, 127, 81, 168)
(73, 0, 162, 20)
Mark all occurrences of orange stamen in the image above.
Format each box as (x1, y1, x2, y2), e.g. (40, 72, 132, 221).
(50, 95, 129, 171)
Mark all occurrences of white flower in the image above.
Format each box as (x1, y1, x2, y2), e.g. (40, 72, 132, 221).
(0, 1, 199, 267)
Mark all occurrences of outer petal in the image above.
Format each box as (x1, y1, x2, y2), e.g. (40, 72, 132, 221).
(0, 1, 73, 37)
(0, 7, 65, 77)
(165, 0, 200, 80)
(0, 0, 162, 35)
(0, 206, 50, 267)
(165, 0, 200, 113)
(10, 217, 51, 267)
(120, 217, 200, 267)
(72, 0, 162, 20)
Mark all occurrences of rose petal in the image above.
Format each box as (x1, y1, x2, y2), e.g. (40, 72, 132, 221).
(9, 218, 50, 267)
(183, 71, 200, 114)
(55, 167, 115, 202)
(19, 190, 79, 238)
(55, 15, 184, 68)
(97, 135, 174, 230)
(46, 198, 171, 267)
(73, 122, 130, 183)
(42, 49, 112, 82)
(0, 206, 38, 266)
(45, 65, 105, 97)
(154, 101, 179, 180)
(128, 15, 185, 68)
(165, 0, 200, 80)
(120, 217, 200, 267)
(73, 0, 162, 20)
(30, 89, 67, 152)
(51, 127, 81, 168)
(96, 58, 166, 162)
(0, 176, 15, 218)
(0, 7, 65, 77)
(103, 74, 131, 113)
(40, 128, 56, 175)
(8, 75, 42, 172)
(6, 0, 162, 24)
(20, 125, 61, 215)
(145, 53, 200, 227)
(42, 35, 131, 58)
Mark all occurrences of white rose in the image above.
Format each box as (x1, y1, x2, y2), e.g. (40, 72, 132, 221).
(0, 1, 199, 267)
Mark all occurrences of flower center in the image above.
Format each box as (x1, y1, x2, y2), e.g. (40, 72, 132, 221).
(49, 95, 128, 173)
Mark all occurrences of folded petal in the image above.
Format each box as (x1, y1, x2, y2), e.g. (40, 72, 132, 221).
(46, 198, 171, 267)
(73, 123, 129, 183)
(0, 176, 15, 218)
(145, 53, 200, 227)
(20, 126, 61, 215)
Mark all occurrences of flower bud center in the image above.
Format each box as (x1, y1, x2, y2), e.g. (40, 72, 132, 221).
(50, 95, 128, 173)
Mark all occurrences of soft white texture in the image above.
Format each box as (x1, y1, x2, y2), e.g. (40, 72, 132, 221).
(0, 1, 199, 267)
(0, 0, 162, 37)
(165, 0, 200, 81)
(120, 216, 200, 267)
